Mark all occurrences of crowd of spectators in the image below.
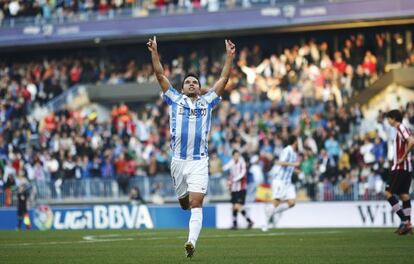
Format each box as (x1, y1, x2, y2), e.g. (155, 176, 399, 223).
(0, 0, 143, 23)
(1, 32, 413, 108)
(2, 0, 411, 28)
(1, 32, 414, 206)
(0, 0, 265, 26)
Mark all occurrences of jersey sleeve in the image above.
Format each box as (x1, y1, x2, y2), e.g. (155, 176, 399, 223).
(202, 90, 222, 109)
(279, 148, 290, 162)
(162, 86, 181, 105)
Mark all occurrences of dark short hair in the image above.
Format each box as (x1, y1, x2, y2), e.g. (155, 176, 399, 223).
(182, 73, 200, 89)
(386, 109, 403, 122)
(287, 135, 298, 146)
(232, 150, 240, 156)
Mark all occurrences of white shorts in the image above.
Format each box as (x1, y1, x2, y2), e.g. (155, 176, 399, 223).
(271, 179, 296, 200)
(170, 158, 209, 199)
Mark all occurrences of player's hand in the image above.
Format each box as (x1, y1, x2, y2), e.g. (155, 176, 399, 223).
(225, 39, 236, 57)
(147, 36, 158, 53)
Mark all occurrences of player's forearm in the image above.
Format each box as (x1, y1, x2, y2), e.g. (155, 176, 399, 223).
(240, 165, 247, 179)
(402, 138, 414, 160)
(232, 174, 245, 182)
(214, 55, 233, 94)
(150, 51, 171, 92)
(223, 161, 233, 171)
(220, 54, 233, 82)
(151, 51, 165, 79)
(277, 161, 300, 167)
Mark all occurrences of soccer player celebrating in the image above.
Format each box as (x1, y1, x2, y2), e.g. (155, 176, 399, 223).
(223, 150, 254, 230)
(147, 36, 235, 258)
(262, 135, 300, 232)
(384, 109, 414, 235)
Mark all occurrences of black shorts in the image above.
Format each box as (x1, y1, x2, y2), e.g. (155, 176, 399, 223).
(385, 170, 412, 195)
(231, 190, 246, 205)
(17, 209, 27, 218)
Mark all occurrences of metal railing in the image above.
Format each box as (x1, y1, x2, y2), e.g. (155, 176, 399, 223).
(0, 175, 230, 207)
(45, 85, 86, 113)
(2, 174, 410, 207)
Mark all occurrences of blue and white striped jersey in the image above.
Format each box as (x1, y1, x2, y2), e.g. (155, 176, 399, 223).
(269, 145, 297, 184)
(162, 86, 221, 160)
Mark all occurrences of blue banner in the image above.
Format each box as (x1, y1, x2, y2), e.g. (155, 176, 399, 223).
(0, 204, 216, 230)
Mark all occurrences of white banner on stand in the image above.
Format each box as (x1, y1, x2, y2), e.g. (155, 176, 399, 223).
(216, 201, 408, 229)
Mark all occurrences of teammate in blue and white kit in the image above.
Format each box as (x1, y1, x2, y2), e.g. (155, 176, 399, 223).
(147, 36, 235, 258)
(262, 135, 300, 231)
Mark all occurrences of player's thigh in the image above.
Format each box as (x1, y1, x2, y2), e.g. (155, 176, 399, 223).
(171, 159, 188, 199)
(189, 191, 205, 208)
(231, 190, 246, 206)
(285, 184, 296, 201)
(186, 159, 209, 194)
(397, 171, 412, 195)
(271, 179, 286, 200)
(389, 170, 411, 195)
(231, 192, 239, 205)
(238, 190, 247, 205)
(385, 171, 398, 194)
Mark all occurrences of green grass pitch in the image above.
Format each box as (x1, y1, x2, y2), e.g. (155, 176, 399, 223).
(1, 228, 413, 264)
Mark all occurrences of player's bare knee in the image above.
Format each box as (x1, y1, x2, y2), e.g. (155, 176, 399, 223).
(384, 191, 392, 199)
(400, 194, 410, 201)
(272, 199, 281, 208)
(190, 202, 202, 208)
(189, 192, 204, 208)
(189, 198, 203, 208)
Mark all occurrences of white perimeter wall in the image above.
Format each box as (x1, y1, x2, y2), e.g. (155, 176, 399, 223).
(215, 201, 411, 229)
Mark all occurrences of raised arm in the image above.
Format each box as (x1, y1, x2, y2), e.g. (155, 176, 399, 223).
(275, 160, 301, 167)
(212, 39, 236, 96)
(147, 36, 171, 93)
(275, 148, 300, 167)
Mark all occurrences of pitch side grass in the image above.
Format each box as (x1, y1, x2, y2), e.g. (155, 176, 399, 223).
(1, 228, 413, 264)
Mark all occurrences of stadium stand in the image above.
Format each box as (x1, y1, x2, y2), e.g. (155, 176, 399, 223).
(1, 27, 413, 207)
(0, 0, 413, 208)
(0, 0, 359, 28)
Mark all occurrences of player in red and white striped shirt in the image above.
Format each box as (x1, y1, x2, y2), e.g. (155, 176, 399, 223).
(223, 150, 253, 230)
(385, 109, 414, 235)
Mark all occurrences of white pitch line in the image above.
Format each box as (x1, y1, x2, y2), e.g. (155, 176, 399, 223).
(83, 234, 134, 240)
(2, 238, 134, 247)
(81, 230, 343, 241)
(175, 230, 343, 239)
(2, 230, 343, 247)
